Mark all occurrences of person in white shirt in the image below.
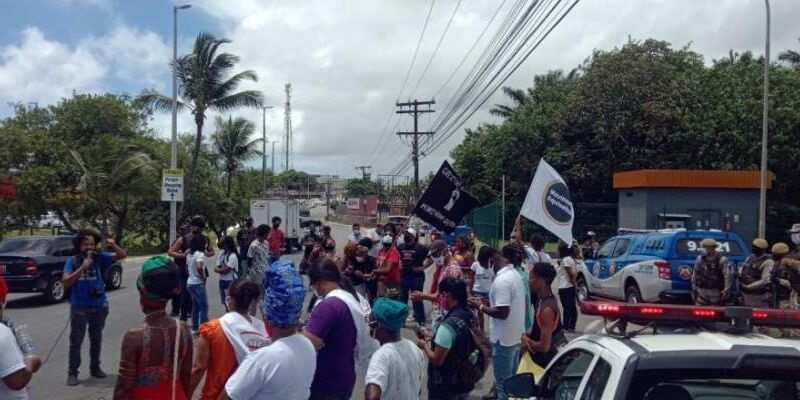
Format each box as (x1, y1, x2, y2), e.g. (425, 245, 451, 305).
(0, 323, 42, 400)
(365, 298, 427, 400)
(367, 224, 384, 258)
(223, 260, 314, 400)
(186, 236, 210, 334)
(524, 235, 552, 270)
(556, 243, 579, 332)
(469, 245, 527, 400)
(215, 236, 239, 312)
(469, 246, 499, 333)
(348, 223, 364, 244)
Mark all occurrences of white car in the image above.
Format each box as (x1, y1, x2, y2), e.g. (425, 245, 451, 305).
(506, 302, 800, 400)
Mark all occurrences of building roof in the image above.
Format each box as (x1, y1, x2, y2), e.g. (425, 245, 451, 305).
(613, 169, 772, 190)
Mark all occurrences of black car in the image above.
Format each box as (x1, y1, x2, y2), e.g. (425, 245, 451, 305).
(0, 235, 123, 303)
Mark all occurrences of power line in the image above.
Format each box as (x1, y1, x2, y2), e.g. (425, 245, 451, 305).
(407, 0, 463, 99)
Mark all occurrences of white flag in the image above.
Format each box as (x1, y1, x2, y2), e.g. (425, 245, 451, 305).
(520, 158, 574, 245)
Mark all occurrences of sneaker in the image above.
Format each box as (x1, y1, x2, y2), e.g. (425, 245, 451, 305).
(67, 374, 79, 386)
(90, 368, 107, 379)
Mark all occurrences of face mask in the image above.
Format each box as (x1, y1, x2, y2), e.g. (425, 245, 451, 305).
(353, 230, 361, 236)
(432, 255, 445, 266)
(792, 233, 800, 245)
(356, 256, 366, 263)
(376, 229, 383, 235)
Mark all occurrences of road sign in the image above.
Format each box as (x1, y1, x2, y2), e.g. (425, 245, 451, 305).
(161, 169, 184, 202)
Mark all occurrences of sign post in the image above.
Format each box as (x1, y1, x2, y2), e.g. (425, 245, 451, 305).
(161, 169, 184, 203)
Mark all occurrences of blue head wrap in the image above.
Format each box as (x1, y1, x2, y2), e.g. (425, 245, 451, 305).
(263, 261, 306, 328)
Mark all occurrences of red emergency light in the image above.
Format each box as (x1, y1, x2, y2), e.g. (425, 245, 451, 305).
(580, 302, 800, 328)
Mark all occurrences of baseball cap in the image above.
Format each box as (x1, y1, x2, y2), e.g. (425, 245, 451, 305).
(406, 228, 417, 236)
(429, 239, 448, 255)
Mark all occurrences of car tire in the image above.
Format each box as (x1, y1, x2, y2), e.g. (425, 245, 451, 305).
(43, 276, 66, 303)
(106, 266, 123, 290)
(625, 283, 643, 304)
(576, 276, 591, 306)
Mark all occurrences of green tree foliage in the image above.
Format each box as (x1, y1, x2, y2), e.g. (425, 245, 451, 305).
(211, 116, 262, 196)
(345, 177, 379, 196)
(138, 32, 264, 210)
(451, 38, 800, 240)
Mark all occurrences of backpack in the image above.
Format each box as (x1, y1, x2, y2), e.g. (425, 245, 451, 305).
(455, 319, 493, 386)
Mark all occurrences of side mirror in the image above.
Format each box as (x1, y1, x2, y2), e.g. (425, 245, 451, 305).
(505, 373, 540, 398)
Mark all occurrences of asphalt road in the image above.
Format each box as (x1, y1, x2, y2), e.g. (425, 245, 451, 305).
(4, 207, 597, 399)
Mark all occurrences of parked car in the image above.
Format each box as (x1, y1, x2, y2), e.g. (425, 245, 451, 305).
(429, 225, 475, 247)
(0, 235, 123, 303)
(575, 229, 749, 305)
(386, 215, 431, 244)
(36, 212, 64, 229)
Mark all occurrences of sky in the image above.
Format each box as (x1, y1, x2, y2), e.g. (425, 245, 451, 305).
(0, 0, 798, 179)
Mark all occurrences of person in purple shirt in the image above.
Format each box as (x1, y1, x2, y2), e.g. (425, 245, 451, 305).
(303, 258, 360, 400)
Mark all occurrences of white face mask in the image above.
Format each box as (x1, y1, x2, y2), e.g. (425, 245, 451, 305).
(356, 256, 366, 263)
(432, 255, 445, 266)
(792, 233, 800, 245)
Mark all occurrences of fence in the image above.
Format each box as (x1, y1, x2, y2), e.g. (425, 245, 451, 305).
(466, 201, 501, 248)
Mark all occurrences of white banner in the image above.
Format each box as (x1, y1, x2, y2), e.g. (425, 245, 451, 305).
(520, 159, 574, 245)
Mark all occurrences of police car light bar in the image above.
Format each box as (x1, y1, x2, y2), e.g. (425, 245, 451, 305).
(580, 302, 800, 328)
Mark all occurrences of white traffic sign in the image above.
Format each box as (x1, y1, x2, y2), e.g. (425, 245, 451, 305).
(161, 169, 184, 202)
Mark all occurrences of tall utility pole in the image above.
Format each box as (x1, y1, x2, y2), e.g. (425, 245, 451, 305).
(170, 3, 191, 246)
(284, 83, 292, 172)
(396, 99, 435, 202)
(271, 141, 279, 175)
(355, 165, 372, 180)
(758, 0, 770, 238)
(261, 106, 273, 197)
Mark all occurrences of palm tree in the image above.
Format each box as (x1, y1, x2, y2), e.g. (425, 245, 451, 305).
(211, 116, 262, 196)
(778, 39, 800, 70)
(490, 87, 530, 118)
(138, 32, 263, 210)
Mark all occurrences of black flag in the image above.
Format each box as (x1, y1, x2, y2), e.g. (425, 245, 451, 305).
(413, 161, 480, 234)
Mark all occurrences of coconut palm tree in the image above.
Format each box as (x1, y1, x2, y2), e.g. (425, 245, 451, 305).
(138, 32, 263, 209)
(778, 39, 800, 70)
(211, 116, 262, 196)
(490, 86, 530, 118)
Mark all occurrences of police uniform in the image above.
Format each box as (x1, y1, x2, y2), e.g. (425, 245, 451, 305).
(773, 242, 800, 338)
(738, 239, 775, 308)
(691, 239, 731, 306)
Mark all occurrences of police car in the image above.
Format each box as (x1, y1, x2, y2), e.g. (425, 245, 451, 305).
(506, 302, 800, 399)
(575, 229, 750, 304)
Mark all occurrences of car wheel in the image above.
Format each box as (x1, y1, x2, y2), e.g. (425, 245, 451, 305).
(576, 276, 591, 306)
(625, 284, 643, 304)
(106, 266, 123, 290)
(44, 276, 66, 303)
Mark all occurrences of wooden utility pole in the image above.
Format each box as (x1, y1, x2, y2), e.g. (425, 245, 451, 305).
(355, 165, 372, 180)
(396, 99, 435, 202)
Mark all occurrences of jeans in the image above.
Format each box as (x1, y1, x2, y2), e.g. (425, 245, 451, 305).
(492, 342, 521, 400)
(239, 259, 248, 278)
(219, 280, 232, 312)
(68, 306, 108, 375)
(187, 283, 209, 331)
(400, 275, 426, 324)
(559, 287, 578, 330)
(171, 270, 192, 319)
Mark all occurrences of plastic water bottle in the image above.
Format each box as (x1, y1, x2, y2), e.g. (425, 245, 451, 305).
(13, 325, 36, 357)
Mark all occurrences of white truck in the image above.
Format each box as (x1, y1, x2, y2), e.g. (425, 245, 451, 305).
(250, 198, 301, 253)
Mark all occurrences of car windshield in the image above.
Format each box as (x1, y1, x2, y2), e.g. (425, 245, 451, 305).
(676, 238, 744, 256)
(0, 238, 53, 254)
(629, 371, 800, 399)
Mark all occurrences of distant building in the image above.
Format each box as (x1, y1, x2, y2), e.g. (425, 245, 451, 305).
(613, 170, 771, 243)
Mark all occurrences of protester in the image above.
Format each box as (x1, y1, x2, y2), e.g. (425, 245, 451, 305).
(398, 228, 430, 326)
(192, 279, 269, 400)
(503, 243, 533, 332)
(62, 229, 126, 386)
(469, 244, 526, 400)
(268, 216, 285, 263)
(525, 235, 552, 270)
(301, 225, 323, 274)
(365, 298, 427, 400)
(691, 238, 731, 306)
(247, 224, 271, 284)
(321, 225, 337, 256)
(236, 218, 255, 277)
(114, 256, 192, 399)
(357, 238, 379, 303)
(342, 242, 366, 295)
(581, 231, 600, 260)
(411, 240, 462, 330)
(384, 223, 397, 239)
(418, 277, 475, 400)
(0, 320, 42, 399)
(348, 223, 364, 244)
(223, 261, 315, 400)
(738, 238, 775, 308)
(185, 235, 211, 334)
(216, 236, 240, 312)
(556, 243, 579, 332)
(304, 258, 378, 400)
(169, 217, 214, 320)
(375, 235, 402, 299)
(469, 246, 499, 332)
(521, 263, 567, 367)
(368, 224, 384, 258)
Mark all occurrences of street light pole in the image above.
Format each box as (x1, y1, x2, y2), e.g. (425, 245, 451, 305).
(170, 3, 191, 246)
(261, 106, 273, 197)
(758, 0, 770, 239)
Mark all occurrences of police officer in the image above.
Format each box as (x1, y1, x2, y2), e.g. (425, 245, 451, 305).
(691, 238, 731, 306)
(738, 238, 775, 308)
(772, 242, 799, 338)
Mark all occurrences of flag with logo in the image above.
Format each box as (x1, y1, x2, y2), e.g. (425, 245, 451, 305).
(413, 161, 480, 234)
(520, 158, 574, 245)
